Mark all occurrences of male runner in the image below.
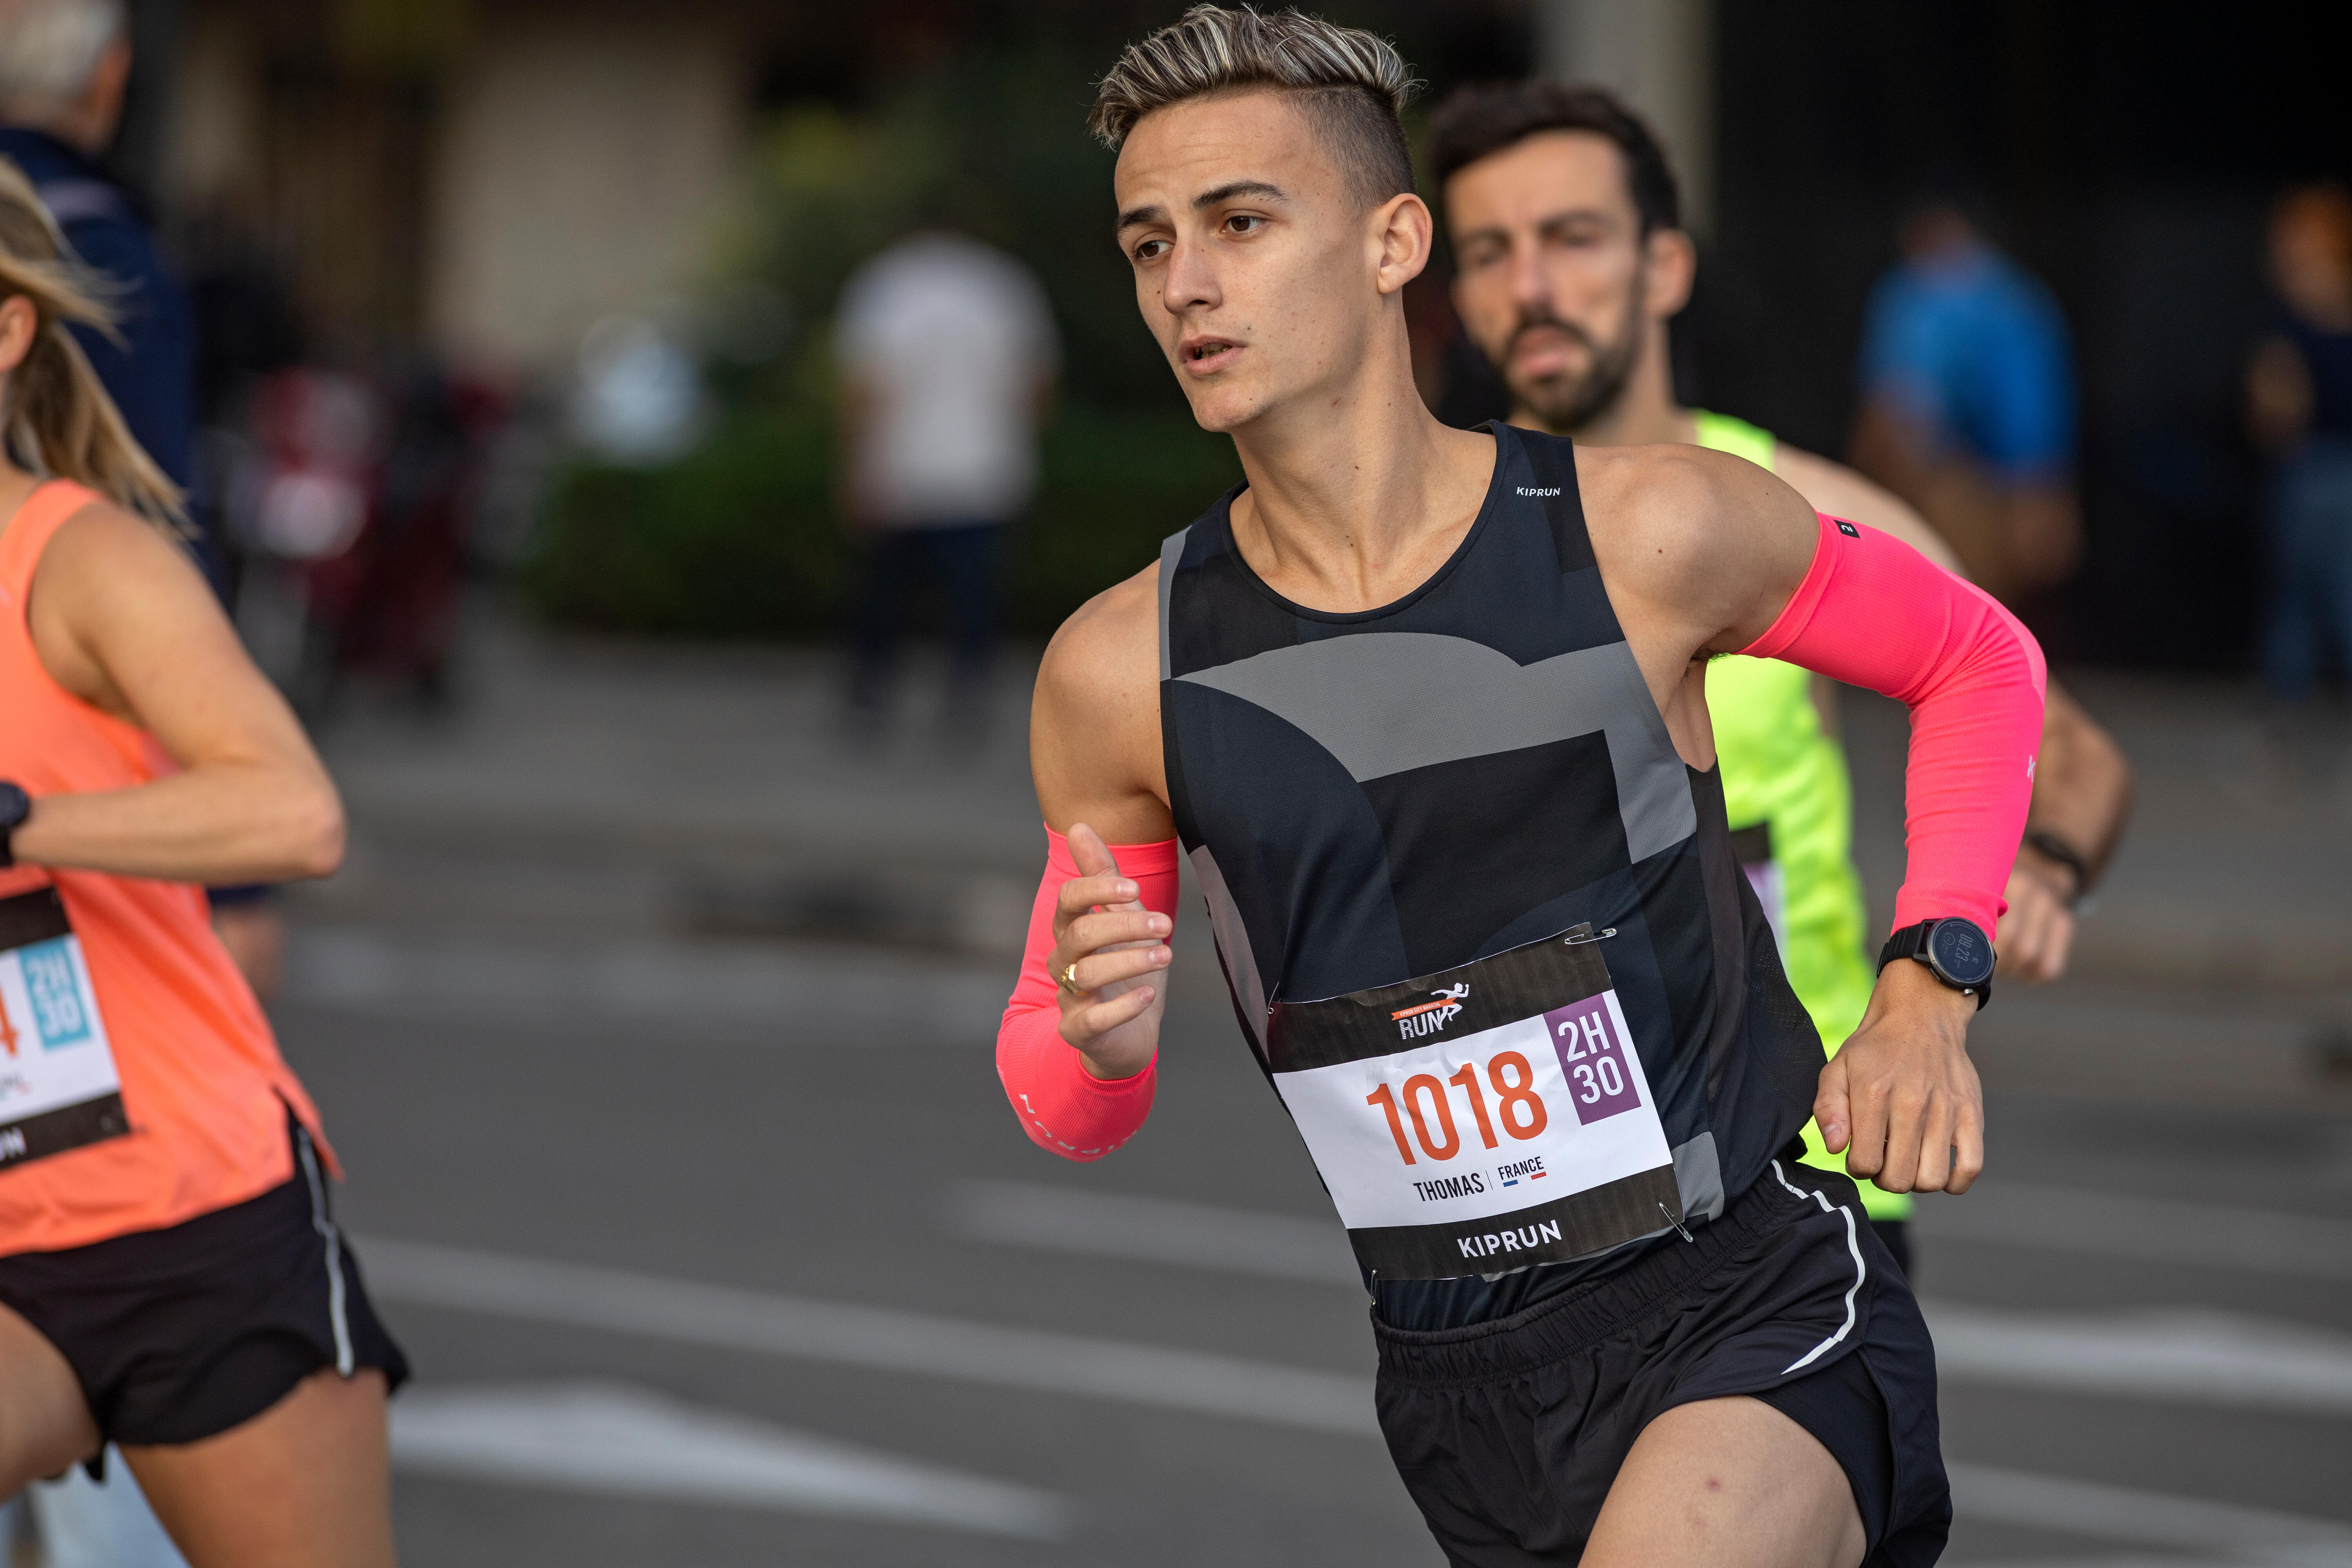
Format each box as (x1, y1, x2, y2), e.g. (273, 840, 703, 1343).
(1426, 82, 2133, 1272)
(998, 9, 2043, 1564)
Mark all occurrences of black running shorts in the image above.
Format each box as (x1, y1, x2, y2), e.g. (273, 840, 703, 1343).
(1373, 1156, 1949, 1567)
(0, 1118, 410, 1448)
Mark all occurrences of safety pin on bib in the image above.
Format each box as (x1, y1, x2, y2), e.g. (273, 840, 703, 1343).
(1564, 928, 1618, 944)
(1658, 1202, 1694, 1243)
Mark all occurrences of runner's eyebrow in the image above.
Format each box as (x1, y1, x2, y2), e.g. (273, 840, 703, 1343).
(1196, 180, 1287, 209)
(1116, 181, 1287, 236)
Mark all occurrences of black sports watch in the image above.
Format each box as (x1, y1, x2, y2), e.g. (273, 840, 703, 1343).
(0, 781, 29, 870)
(1878, 916, 1995, 1010)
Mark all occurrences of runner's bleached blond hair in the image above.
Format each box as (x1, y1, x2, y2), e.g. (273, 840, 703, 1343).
(1090, 4, 1420, 207)
(0, 158, 183, 524)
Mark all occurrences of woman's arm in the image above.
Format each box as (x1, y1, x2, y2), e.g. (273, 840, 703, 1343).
(10, 501, 344, 884)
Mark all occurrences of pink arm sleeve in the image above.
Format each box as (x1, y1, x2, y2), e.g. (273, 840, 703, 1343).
(997, 827, 1181, 1161)
(1740, 514, 2046, 935)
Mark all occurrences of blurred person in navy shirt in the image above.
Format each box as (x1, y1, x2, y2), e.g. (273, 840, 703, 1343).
(1, 0, 283, 1000)
(0, 0, 197, 573)
(2248, 184, 2352, 706)
(1849, 198, 2082, 605)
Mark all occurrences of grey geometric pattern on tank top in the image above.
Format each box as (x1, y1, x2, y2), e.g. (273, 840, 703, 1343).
(1671, 1131, 1725, 1223)
(1175, 631, 1698, 863)
(1156, 528, 1189, 682)
(1188, 843, 1269, 1056)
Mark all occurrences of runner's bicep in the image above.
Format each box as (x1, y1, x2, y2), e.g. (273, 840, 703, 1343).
(1701, 474, 1824, 655)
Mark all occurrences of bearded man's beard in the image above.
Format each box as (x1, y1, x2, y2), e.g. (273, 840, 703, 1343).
(1497, 288, 1646, 434)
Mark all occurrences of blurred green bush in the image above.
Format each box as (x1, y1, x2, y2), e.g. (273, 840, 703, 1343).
(525, 401, 1238, 640)
(524, 46, 1251, 642)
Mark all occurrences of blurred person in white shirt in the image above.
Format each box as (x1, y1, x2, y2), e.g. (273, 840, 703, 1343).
(835, 230, 1058, 739)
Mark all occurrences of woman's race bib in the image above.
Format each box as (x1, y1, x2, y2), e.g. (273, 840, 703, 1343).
(1267, 926, 1680, 1280)
(0, 887, 129, 1168)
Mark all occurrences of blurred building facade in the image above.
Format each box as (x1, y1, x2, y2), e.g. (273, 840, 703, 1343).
(88, 0, 2343, 674)
(144, 0, 759, 370)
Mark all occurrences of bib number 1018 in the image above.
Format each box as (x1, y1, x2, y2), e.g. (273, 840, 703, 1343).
(1365, 1053, 1548, 1166)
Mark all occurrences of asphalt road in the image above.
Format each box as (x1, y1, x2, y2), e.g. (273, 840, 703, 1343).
(271, 635, 2352, 1567)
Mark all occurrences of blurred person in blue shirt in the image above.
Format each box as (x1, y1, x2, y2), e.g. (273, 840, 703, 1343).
(2247, 183, 2352, 705)
(1849, 198, 2083, 604)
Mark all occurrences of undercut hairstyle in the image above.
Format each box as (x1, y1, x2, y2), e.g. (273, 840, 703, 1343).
(1426, 81, 1681, 237)
(1090, 4, 1421, 209)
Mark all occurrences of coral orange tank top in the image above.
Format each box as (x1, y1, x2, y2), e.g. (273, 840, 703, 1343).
(0, 481, 330, 1256)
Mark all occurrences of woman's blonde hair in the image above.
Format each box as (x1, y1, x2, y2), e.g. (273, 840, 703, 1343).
(0, 156, 183, 524)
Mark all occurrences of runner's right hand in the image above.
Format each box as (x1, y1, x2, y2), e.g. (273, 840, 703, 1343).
(1047, 822, 1170, 1080)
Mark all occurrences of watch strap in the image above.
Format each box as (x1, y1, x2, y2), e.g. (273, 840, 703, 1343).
(0, 781, 26, 871)
(1877, 920, 1931, 972)
(1878, 919, 1992, 1010)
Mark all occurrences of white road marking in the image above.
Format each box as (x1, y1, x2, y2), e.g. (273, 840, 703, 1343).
(944, 1182, 2352, 1417)
(358, 1236, 1378, 1437)
(1949, 1462, 2352, 1565)
(1917, 1181, 2352, 1284)
(362, 1237, 2352, 1557)
(285, 929, 1004, 1042)
(1927, 1303, 2352, 1417)
(391, 1381, 1070, 1539)
(947, 1179, 1358, 1285)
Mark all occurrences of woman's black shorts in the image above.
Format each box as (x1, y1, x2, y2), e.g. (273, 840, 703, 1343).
(0, 1118, 408, 1449)
(1373, 1156, 1949, 1567)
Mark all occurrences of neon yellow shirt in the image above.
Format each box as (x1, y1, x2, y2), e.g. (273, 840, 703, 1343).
(1691, 411, 1911, 1222)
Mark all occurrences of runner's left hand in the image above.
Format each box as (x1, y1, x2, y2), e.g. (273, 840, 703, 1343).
(1815, 962, 1983, 1194)
(1996, 860, 2075, 982)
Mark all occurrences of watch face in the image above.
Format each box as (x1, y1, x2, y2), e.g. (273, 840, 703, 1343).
(0, 782, 28, 829)
(1927, 918, 1995, 988)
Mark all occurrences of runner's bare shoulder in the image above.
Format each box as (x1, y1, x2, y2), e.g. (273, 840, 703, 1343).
(1032, 561, 1166, 811)
(1573, 442, 1811, 652)
(27, 498, 215, 694)
(1039, 560, 1158, 706)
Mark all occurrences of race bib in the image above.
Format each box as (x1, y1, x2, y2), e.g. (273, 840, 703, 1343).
(1267, 926, 1679, 1280)
(0, 888, 129, 1169)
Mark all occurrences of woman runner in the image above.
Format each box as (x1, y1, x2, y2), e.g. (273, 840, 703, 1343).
(0, 162, 404, 1566)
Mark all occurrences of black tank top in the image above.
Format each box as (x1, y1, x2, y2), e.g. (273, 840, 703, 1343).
(1158, 423, 1823, 1330)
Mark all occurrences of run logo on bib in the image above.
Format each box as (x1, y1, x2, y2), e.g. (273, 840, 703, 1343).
(0, 887, 129, 1168)
(1267, 926, 1681, 1280)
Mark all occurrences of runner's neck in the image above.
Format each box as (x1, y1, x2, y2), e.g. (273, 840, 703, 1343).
(1226, 404, 1495, 615)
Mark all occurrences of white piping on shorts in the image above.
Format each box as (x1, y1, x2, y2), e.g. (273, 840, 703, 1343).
(1769, 1158, 1867, 1376)
(297, 1127, 355, 1376)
